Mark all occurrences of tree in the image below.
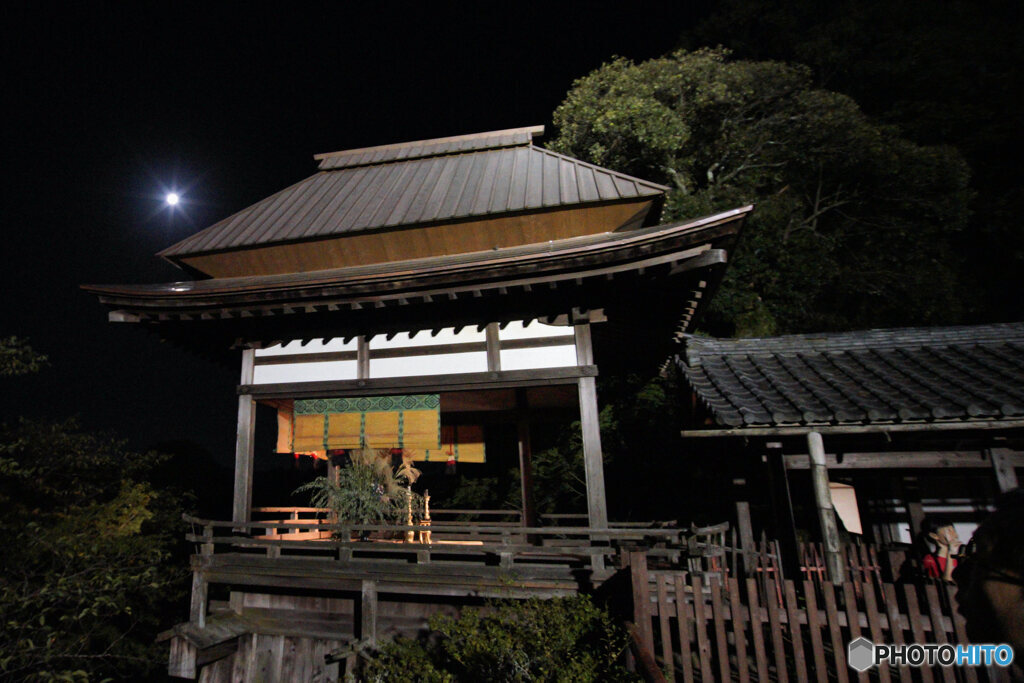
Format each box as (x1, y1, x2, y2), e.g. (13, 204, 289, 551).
(0, 338, 187, 681)
(682, 0, 1024, 323)
(550, 49, 972, 336)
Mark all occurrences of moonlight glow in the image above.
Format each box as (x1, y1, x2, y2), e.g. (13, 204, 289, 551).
(165, 192, 180, 206)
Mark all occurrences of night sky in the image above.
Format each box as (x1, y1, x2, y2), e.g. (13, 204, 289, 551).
(2, 3, 706, 463)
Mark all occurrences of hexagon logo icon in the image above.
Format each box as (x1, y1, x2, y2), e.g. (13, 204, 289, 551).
(848, 637, 876, 672)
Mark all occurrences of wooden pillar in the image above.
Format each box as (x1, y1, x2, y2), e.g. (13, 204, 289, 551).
(189, 572, 208, 628)
(356, 336, 369, 379)
(485, 322, 501, 372)
(516, 388, 537, 529)
(360, 580, 378, 646)
(808, 431, 844, 583)
(735, 501, 756, 577)
(989, 447, 1020, 493)
(232, 349, 256, 525)
(575, 323, 607, 530)
(768, 444, 800, 581)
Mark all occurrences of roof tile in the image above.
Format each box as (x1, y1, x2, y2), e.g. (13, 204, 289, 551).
(679, 323, 1024, 428)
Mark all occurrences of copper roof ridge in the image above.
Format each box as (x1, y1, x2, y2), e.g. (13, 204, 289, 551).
(313, 125, 545, 161)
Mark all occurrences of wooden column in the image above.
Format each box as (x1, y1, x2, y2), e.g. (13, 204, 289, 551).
(770, 444, 800, 580)
(989, 447, 1020, 493)
(575, 323, 608, 531)
(485, 322, 501, 372)
(516, 388, 537, 529)
(360, 580, 378, 646)
(808, 431, 844, 583)
(232, 349, 256, 525)
(189, 572, 208, 628)
(356, 336, 369, 379)
(735, 501, 756, 577)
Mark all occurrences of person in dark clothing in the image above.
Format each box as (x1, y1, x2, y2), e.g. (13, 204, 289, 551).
(955, 489, 1024, 677)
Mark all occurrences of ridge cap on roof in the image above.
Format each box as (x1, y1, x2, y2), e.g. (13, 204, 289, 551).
(682, 322, 1024, 366)
(313, 125, 545, 161)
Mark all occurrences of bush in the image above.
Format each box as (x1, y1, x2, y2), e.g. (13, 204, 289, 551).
(362, 596, 636, 682)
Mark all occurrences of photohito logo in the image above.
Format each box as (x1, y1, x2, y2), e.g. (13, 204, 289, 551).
(848, 637, 1014, 671)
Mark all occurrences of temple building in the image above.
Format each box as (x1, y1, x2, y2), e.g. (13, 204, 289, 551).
(84, 126, 750, 680)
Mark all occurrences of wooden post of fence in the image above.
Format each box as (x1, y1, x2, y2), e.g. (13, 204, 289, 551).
(629, 552, 655, 657)
(807, 432, 844, 584)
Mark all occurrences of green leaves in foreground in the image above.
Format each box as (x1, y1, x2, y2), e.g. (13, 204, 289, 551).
(363, 596, 635, 682)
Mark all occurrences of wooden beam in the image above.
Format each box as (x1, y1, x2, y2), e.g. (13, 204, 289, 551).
(783, 451, 1024, 470)
(254, 336, 576, 366)
(808, 432, 844, 584)
(989, 448, 1021, 493)
(239, 366, 598, 399)
(232, 349, 256, 525)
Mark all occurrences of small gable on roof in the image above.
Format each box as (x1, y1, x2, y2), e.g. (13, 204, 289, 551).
(160, 126, 669, 278)
(678, 323, 1024, 429)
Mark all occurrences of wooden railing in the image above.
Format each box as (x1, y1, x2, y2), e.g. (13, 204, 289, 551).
(182, 512, 705, 575)
(628, 552, 982, 683)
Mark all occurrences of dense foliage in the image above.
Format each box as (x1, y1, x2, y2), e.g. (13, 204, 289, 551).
(550, 48, 972, 336)
(362, 596, 635, 682)
(682, 0, 1024, 325)
(0, 338, 187, 681)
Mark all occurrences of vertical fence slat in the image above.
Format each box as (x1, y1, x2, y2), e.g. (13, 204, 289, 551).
(882, 583, 913, 683)
(710, 579, 730, 683)
(766, 572, 790, 683)
(746, 578, 770, 683)
(822, 582, 850, 683)
(842, 581, 869, 683)
(924, 583, 956, 683)
(657, 574, 675, 682)
(863, 581, 891, 683)
(903, 584, 935, 683)
(691, 576, 713, 683)
(802, 580, 829, 683)
(944, 583, 978, 683)
(728, 578, 750, 683)
(674, 575, 695, 683)
(783, 580, 809, 683)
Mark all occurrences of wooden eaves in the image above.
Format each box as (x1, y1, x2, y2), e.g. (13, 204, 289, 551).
(83, 207, 750, 352)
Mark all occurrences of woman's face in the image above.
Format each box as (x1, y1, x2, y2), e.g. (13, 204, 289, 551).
(930, 525, 960, 549)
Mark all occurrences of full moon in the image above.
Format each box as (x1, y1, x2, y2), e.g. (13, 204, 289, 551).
(165, 192, 180, 206)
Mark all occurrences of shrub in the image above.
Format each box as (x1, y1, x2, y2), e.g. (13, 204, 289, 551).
(362, 596, 636, 682)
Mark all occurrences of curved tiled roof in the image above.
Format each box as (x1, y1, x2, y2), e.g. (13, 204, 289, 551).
(159, 126, 668, 258)
(679, 324, 1024, 428)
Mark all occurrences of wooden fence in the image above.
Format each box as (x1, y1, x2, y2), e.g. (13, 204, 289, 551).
(628, 552, 989, 683)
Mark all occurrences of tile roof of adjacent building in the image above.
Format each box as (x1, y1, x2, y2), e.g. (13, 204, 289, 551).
(678, 323, 1024, 428)
(159, 126, 669, 258)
